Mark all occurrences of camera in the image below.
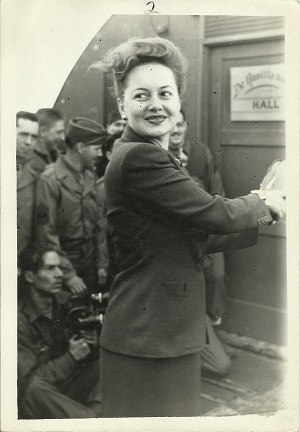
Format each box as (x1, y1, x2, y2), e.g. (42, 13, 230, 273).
(64, 292, 109, 339)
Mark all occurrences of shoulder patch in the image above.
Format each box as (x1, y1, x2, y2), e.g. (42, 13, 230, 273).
(36, 203, 49, 225)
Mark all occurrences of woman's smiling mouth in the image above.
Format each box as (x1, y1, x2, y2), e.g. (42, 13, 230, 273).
(145, 115, 167, 125)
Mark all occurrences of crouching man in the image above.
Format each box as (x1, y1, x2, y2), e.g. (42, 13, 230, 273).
(17, 244, 101, 419)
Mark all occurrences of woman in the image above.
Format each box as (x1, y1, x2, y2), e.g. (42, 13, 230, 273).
(92, 37, 285, 417)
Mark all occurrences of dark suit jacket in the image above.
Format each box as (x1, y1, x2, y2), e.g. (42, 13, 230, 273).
(100, 126, 272, 358)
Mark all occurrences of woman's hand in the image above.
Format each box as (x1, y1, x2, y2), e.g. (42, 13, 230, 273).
(265, 190, 286, 220)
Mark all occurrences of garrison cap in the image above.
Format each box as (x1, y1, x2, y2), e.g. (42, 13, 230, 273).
(67, 117, 107, 145)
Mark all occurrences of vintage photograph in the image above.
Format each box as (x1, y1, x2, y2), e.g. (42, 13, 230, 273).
(1, 1, 299, 431)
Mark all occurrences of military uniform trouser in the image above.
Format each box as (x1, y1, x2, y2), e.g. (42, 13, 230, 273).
(64, 241, 99, 293)
(201, 315, 231, 375)
(204, 252, 226, 319)
(20, 360, 101, 419)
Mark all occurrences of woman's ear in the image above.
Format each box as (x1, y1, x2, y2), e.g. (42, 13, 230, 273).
(117, 98, 126, 119)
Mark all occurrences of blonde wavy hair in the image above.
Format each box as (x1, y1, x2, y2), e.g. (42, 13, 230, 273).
(91, 37, 188, 99)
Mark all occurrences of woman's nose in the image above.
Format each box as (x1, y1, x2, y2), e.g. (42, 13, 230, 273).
(148, 95, 163, 111)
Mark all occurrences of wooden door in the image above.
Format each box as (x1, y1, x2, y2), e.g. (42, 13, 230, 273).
(205, 39, 286, 345)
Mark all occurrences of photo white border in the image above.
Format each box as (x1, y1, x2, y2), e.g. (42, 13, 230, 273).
(1, 0, 299, 431)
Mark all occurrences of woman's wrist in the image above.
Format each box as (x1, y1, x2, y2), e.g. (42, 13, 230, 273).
(250, 189, 267, 201)
(251, 189, 276, 224)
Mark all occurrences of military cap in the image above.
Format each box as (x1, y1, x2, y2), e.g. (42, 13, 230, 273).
(67, 116, 107, 145)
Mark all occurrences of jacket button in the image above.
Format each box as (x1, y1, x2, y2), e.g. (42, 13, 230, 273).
(264, 216, 269, 222)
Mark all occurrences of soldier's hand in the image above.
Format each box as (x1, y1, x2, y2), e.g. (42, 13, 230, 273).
(80, 329, 99, 347)
(69, 335, 91, 361)
(98, 268, 108, 286)
(66, 275, 87, 294)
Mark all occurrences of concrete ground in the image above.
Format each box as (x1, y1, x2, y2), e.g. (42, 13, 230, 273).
(200, 332, 287, 416)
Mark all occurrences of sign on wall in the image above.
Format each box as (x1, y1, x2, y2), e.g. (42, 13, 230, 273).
(230, 64, 284, 121)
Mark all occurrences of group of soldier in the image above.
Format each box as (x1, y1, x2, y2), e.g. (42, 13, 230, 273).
(17, 108, 231, 418)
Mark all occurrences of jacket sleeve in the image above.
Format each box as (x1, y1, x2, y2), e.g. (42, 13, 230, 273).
(206, 228, 258, 254)
(121, 143, 273, 235)
(34, 175, 76, 280)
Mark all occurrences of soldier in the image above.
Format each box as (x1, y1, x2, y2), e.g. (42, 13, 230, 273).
(16, 111, 39, 255)
(18, 244, 101, 419)
(106, 111, 127, 136)
(16, 111, 39, 170)
(17, 109, 65, 256)
(34, 117, 108, 294)
(35, 108, 66, 164)
(24, 108, 66, 180)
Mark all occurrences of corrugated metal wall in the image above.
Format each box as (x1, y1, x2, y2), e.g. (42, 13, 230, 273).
(204, 16, 284, 39)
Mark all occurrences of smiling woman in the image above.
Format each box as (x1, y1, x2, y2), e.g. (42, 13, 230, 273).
(91, 37, 187, 149)
(118, 62, 181, 147)
(91, 37, 286, 418)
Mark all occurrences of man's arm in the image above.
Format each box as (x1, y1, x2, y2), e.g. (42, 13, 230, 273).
(95, 200, 109, 286)
(17, 183, 35, 255)
(18, 317, 93, 391)
(18, 318, 77, 392)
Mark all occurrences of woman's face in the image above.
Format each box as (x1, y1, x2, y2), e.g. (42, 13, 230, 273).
(119, 62, 181, 145)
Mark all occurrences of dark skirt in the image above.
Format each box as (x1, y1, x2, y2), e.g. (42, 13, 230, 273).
(100, 347, 202, 417)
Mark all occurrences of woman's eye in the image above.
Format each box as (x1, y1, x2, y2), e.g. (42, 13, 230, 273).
(134, 93, 148, 100)
(161, 91, 172, 97)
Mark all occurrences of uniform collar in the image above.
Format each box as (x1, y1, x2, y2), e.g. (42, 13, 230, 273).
(17, 163, 36, 188)
(34, 141, 52, 162)
(56, 156, 95, 196)
(24, 145, 51, 174)
(22, 290, 54, 323)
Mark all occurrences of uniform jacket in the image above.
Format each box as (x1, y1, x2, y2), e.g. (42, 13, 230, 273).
(100, 126, 273, 358)
(96, 177, 115, 238)
(34, 157, 108, 279)
(17, 165, 36, 255)
(18, 291, 77, 396)
(17, 145, 52, 255)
